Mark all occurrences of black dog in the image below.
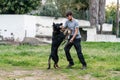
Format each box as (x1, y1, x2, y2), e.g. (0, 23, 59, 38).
(47, 23, 66, 69)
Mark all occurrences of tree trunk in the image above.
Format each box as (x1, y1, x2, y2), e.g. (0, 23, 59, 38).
(89, 0, 99, 27)
(89, 0, 106, 34)
(99, 0, 106, 34)
(116, 0, 119, 37)
(99, 25, 102, 34)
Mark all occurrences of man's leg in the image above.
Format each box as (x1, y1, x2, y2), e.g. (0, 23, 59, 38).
(73, 39, 87, 69)
(64, 42, 74, 66)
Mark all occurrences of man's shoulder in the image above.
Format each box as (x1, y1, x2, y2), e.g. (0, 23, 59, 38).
(73, 19, 78, 23)
(65, 19, 78, 23)
(65, 19, 69, 23)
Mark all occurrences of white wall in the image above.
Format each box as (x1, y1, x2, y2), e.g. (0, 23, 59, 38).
(0, 15, 37, 41)
(83, 27, 97, 41)
(85, 27, 120, 42)
(35, 16, 68, 36)
(94, 34, 118, 42)
(35, 16, 91, 36)
(36, 16, 53, 36)
(98, 23, 113, 31)
(0, 15, 119, 42)
(24, 15, 36, 37)
(0, 15, 25, 41)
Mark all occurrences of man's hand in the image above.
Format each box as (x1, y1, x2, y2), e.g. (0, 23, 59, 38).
(70, 28, 79, 43)
(70, 38, 74, 43)
(60, 26, 66, 31)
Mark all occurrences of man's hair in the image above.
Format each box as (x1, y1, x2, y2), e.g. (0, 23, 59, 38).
(66, 11, 73, 17)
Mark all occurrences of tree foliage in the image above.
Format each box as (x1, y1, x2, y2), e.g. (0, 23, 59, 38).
(42, 0, 89, 20)
(55, 0, 89, 18)
(40, 3, 62, 17)
(106, 2, 119, 35)
(0, 0, 41, 14)
(106, 3, 116, 24)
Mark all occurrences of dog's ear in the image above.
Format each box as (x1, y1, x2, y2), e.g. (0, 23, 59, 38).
(53, 22, 55, 26)
(60, 23, 63, 25)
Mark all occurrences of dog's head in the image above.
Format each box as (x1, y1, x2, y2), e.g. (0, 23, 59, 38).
(52, 23, 63, 33)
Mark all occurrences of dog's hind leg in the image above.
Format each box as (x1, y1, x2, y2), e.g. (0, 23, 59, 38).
(47, 55, 51, 69)
(54, 63, 60, 69)
(48, 54, 60, 69)
(53, 53, 60, 69)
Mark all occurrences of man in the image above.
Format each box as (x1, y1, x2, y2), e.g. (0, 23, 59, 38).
(63, 11, 87, 70)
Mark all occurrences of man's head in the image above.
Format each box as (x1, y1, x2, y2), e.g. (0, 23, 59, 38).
(66, 11, 73, 21)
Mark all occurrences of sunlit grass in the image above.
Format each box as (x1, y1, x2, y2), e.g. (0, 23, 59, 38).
(0, 42, 120, 80)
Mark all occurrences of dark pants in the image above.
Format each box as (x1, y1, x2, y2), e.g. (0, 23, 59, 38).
(64, 38, 87, 66)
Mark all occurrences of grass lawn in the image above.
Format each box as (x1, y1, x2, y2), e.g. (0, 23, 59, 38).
(0, 42, 120, 80)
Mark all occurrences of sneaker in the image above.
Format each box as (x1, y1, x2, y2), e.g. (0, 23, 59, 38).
(81, 65, 87, 70)
(66, 63, 74, 68)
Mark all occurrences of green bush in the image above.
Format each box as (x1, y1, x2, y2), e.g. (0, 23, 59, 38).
(40, 4, 62, 18)
(0, 0, 41, 14)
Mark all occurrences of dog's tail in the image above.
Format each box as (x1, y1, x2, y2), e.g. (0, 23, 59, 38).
(47, 55, 51, 69)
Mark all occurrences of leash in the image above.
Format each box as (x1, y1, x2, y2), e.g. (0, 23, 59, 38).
(59, 39, 68, 51)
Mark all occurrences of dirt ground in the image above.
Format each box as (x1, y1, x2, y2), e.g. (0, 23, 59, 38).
(0, 69, 69, 80)
(0, 69, 99, 80)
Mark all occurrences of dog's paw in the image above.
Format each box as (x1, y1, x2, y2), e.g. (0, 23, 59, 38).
(47, 64, 51, 69)
(54, 64, 60, 69)
(47, 67, 50, 69)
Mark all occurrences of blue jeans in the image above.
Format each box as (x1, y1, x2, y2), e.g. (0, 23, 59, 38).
(64, 38, 87, 66)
